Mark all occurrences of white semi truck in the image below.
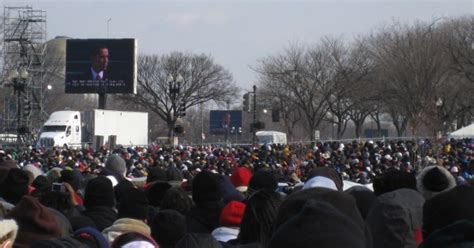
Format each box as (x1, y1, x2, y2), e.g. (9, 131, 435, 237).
(36, 109, 148, 148)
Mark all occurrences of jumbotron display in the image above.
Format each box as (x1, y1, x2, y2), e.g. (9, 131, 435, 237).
(65, 39, 137, 94)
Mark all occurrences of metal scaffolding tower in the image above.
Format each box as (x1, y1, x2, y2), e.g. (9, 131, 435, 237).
(1, 6, 47, 146)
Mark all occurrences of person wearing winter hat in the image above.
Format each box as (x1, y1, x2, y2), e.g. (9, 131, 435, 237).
(102, 218, 152, 244)
(423, 185, 474, 239)
(187, 171, 224, 233)
(0, 219, 18, 248)
(0, 168, 30, 206)
(7, 195, 62, 247)
(212, 201, 246, 243)
(103, 187, 151, 243)
(416, 165, 456, 200)
(151, 209, 186, 248)
(267, 200, 366, 248)
(308, 167, 343, 191)
(32, 175, 52, 194)
(103, 154, 127, 185)
(118, 188, 149, 220)
(111, 232, 159, 248)
(247, 171, 278, 195)
(366, 188, 424, 248)
(114, 179, 135, 203)
(77, 176, 117, 231)
(230, 167, 252, 193)
(302, 176, 338, 191)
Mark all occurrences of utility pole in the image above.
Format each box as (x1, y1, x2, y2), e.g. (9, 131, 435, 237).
(252, 85, 257, 145)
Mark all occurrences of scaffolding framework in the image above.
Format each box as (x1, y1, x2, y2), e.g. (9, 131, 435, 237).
(1, 6, 47, 146)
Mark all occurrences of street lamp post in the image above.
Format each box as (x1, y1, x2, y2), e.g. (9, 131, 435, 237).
(8, 68, 29, 147)
(168, 73, 184, 145)
(436, 98, 443, 140)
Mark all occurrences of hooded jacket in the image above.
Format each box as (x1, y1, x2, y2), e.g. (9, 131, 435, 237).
(366, 188, 424, 248)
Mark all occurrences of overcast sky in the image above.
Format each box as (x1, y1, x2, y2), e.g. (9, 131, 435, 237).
(3, 0, 472, 91)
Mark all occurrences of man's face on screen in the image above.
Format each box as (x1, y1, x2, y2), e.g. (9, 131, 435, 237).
(91, 48, 109, 72)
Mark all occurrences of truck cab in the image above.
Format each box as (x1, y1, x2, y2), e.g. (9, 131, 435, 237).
(37, 111, 82, 148)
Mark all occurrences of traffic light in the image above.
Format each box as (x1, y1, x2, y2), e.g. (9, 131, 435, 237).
(23, 98, 31, 118)
(243, 93, 251, 112)
(178, 100, 186, 117)
(272, 109, 280, 122)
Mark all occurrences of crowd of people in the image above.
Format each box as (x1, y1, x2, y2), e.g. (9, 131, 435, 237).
(0, 138, 472, 247)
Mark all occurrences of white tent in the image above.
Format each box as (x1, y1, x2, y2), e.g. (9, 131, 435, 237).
(448, 123, 474, 139)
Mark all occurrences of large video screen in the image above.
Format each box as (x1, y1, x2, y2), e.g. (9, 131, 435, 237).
(209, 110, 242, 135)
(65, 39, 137, 94)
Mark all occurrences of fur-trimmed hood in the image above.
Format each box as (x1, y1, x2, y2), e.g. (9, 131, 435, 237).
(417, 165, 456, 200)
(0, 219, 18, 244)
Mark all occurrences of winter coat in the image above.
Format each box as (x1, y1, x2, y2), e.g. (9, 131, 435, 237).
(366, 188, 424, 248)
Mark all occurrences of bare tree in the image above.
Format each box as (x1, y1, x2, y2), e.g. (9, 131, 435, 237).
(256, 44, 330, 141)
(119, 52, 238, 140)
(368, 20, 451, 136)
(259, 79, 303, 141)
(322, 38, 353, 139)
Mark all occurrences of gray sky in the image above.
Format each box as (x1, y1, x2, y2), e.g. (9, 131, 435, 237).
(4, 0, 472, 92)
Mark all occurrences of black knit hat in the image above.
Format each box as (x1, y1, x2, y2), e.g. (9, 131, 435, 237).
(32, 175, 52, 193)
(0, 168, 30, 204)
(84, 176, 115, 208)
(192, 171, 222, 203)
(268, 200, 366, 248)
(114, 179, 135, 203)
(248, 171, 278, 193)
(423, 185, 474, 238)
(151, 209, 186, 248)
(118, 188, 149, 220)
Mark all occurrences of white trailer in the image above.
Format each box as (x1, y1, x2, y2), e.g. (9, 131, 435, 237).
(256, 131, 287, 145)
(37, 109, 148, 148)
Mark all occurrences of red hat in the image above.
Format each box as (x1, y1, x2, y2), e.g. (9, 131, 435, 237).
(230, 167, 252, 192)
(220, 201, 246, 227)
